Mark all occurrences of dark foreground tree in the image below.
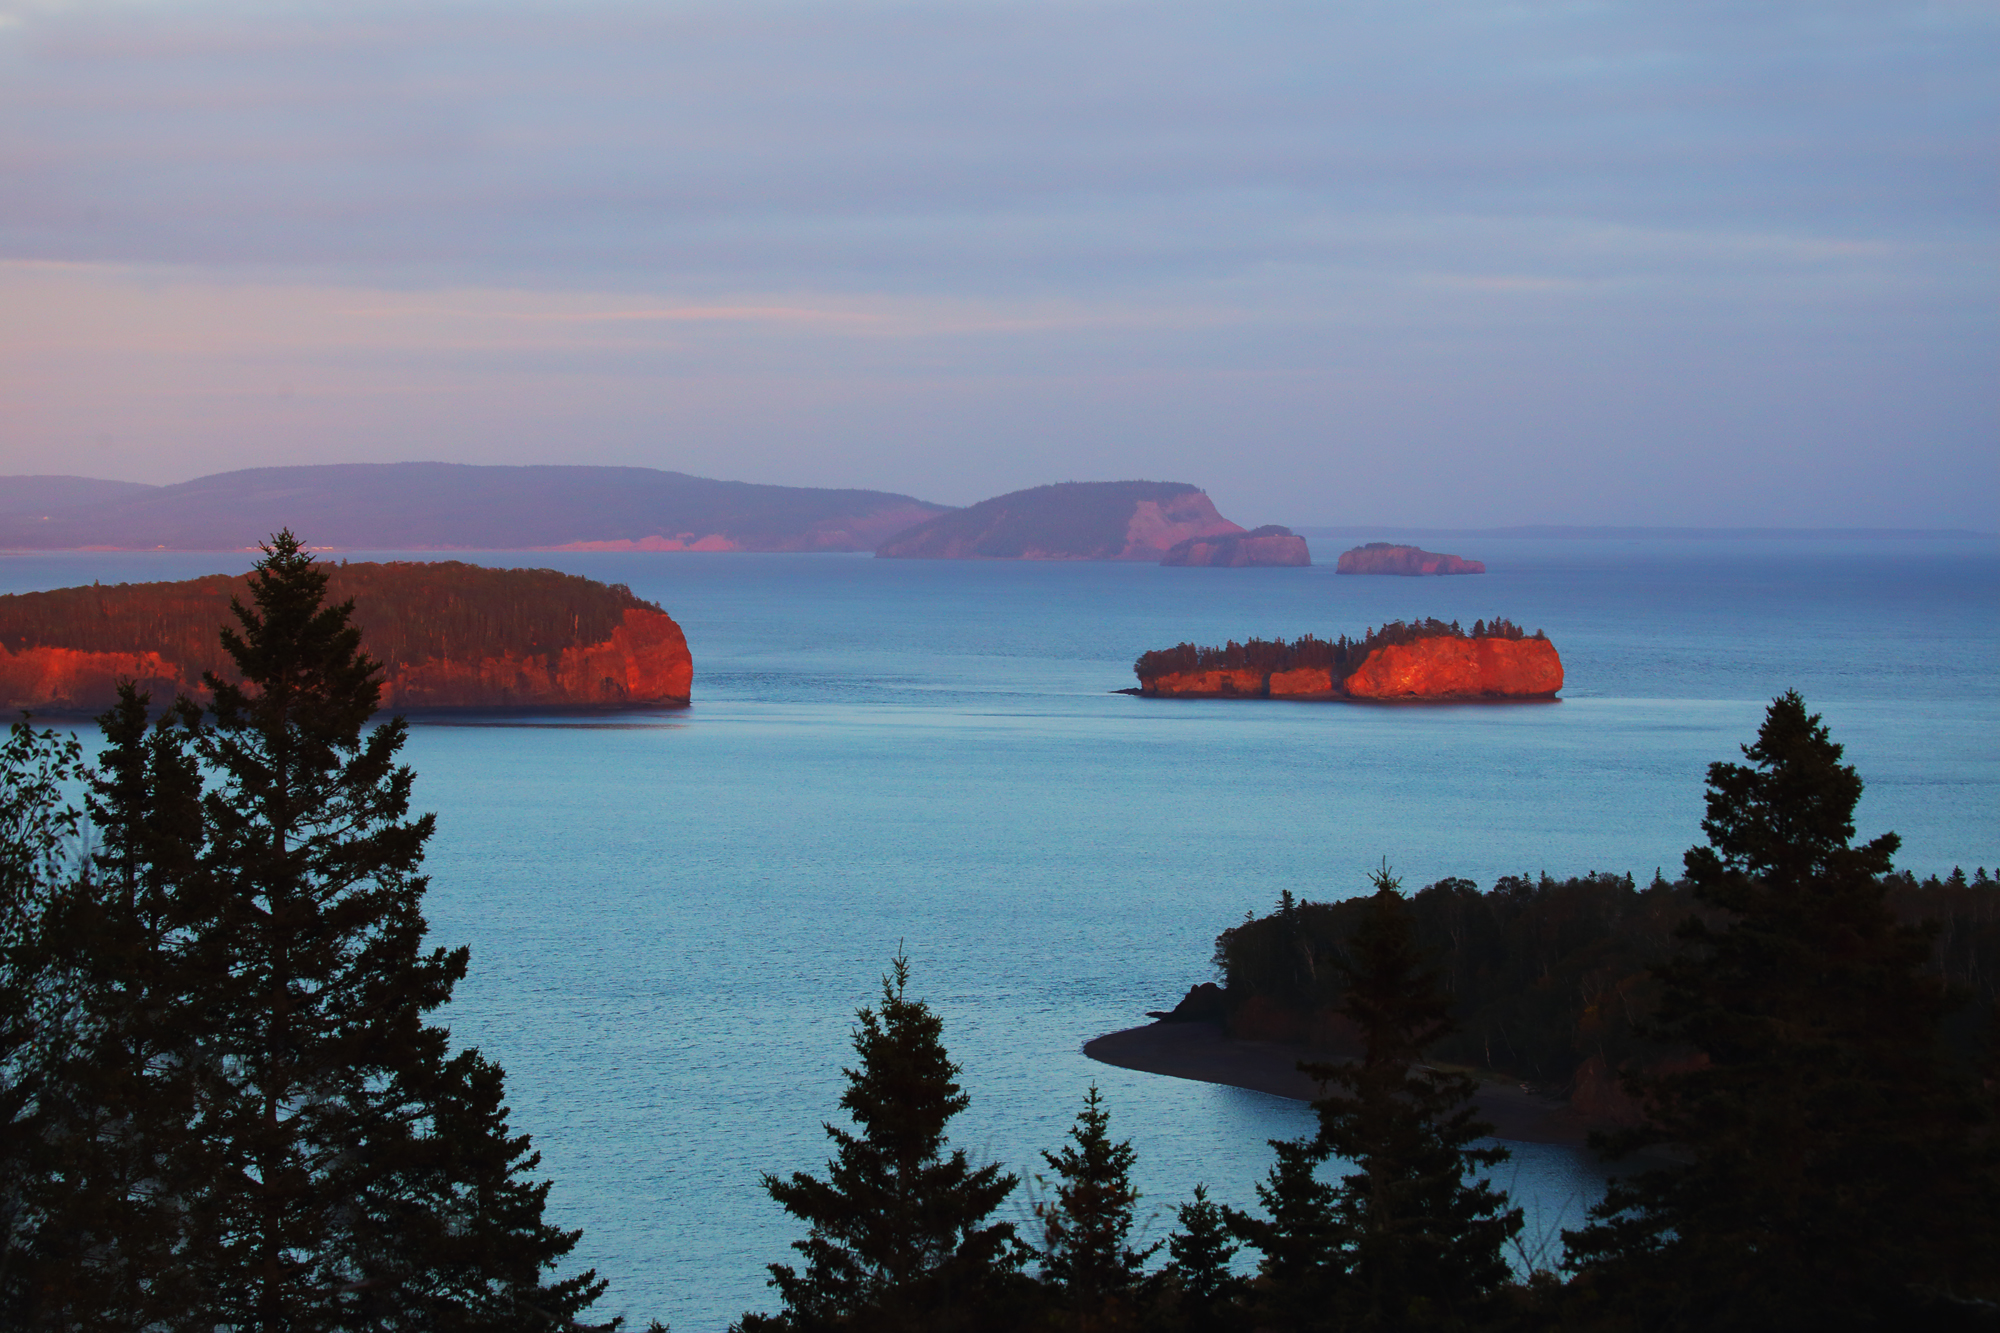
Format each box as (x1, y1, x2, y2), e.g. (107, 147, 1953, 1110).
(1157, 1185, 1243, 1333)
(0, 717, 84, 1320)
(1034, 1084, 1158, 1329)
(1231, 866, 1522, 1332)
(186, 532, 609, 1330)
(1564, 690, 1999, 1330)
(738, 953, 1024, 1333)
(6, 534, 611, 1329)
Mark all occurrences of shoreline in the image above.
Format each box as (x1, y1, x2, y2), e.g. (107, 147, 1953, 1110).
(1083, 1020, 1601, 1147)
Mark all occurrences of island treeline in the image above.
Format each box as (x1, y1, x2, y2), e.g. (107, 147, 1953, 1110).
(1134, 616, 1539, 682)
(1211, 863, 2000, 1096)
(0, 560, 656, 674)
(3, 545, 1994, 1329)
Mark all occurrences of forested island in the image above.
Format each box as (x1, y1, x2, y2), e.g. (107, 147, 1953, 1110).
(1335, 542, 1486, 575)
(1133, 616, 1562, 699)
(0, 560, 692, 711)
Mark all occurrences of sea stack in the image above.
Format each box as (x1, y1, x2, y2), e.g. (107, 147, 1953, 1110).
(0, 561, 694, 712)
(1335, 543, 1485, 575)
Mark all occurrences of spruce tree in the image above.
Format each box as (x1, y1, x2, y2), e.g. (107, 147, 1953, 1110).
(1563, 691, 1999, 1329)
(1231, 866, 1522, 1332)
(62, 532, 612, 1331)
(1035, 1084, 1158, 1328)
(0, 717, 85, 1321)
(15, 686, 211, 1325)
(1159, 1185, 1242, 1333)
(738, 953, 1024, 1333)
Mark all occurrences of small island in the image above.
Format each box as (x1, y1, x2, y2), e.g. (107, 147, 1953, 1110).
(0, 561, 693, 712)
(1335, 542, 1485, 575)
(1132, 617, 1561, 699)
(1159, 524, 1310, 567)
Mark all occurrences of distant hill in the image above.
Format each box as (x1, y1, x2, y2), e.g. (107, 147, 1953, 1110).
(875, 480, 1244, 560)
(0, 464, 948, 552)
(0, 475, 159, 517)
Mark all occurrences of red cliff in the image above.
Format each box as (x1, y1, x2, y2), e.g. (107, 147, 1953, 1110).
(0, 563, 693, 713)
(1335, 543, 1485, 575)
(1342, 635, 1562, 699)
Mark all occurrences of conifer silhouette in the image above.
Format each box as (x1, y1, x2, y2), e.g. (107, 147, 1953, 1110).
(1035, 1084, 1158, 1328)
(739, 952, 1024, 1333)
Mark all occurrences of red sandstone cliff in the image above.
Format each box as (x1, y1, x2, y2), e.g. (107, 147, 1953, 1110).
(1335, 543, 1485, 575)
(0, 564, 693, 713)
(1342, 635, 1561, 699)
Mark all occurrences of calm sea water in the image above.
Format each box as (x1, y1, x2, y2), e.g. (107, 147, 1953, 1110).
(4, 539, 1996, 1329)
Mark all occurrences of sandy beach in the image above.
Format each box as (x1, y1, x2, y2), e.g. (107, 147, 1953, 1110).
(1084, 1021, 1601, 1147)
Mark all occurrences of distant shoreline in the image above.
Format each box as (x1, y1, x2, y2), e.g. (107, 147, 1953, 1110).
(1290, 525, 1994, 541)
(1083, 1020, 1602, 1147)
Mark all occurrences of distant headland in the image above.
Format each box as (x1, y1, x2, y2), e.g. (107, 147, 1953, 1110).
(1132, 618, 1561, 700)
(1160, 525, 1310, 568)
(875, 480, 1255, 561)
(0, 561, 693, 713)
(1335, 542, 1484, 575)
(0, 465, 947, 553)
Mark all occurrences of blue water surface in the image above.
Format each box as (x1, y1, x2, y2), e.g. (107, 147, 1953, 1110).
(3, 539, 1994, 1329)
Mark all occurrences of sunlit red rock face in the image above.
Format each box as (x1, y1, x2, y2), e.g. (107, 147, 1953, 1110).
(1342, 636, 1561, 699)
(1335, 543, 1485, 575)
(0, 564, 693, 713)
(1141, 667, 1268, 697)
(1160, 525, 1311, 567)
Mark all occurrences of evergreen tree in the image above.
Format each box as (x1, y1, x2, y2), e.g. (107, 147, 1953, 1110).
(739, 953, 1024, 1333)
(1034, 1085, 1158, 1328)
(1159, 1185, 1242, 1333)
(0, 717, 85, 1321)
(1231, 866, 1522, 1332)
(1223, 1124, 1339, 1330)
(1563, 690, 1999, 1329)
(14, 686, 211, 1325)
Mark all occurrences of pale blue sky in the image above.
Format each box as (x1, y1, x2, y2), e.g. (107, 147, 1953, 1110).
(2, 0, 1993, 528)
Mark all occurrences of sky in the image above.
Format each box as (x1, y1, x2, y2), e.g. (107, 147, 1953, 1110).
(1, 0, 1993, 529)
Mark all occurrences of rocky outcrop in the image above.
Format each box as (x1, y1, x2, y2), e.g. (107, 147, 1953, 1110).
(0, 563, 693, 713)
(1342, 635, 1562, 699)
(875, 481, 1246, 560)
(1160, 525, 1311, 567)
(1335, 542, 1485, 575)
(1139, 667, 1269, 697)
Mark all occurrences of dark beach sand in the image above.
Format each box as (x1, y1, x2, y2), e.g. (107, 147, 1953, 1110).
(1083, 1021, 1599, 1147)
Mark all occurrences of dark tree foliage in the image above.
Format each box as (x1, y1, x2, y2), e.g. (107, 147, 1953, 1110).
(0, 717, 85, 1321)
(1133, 618, 1537, 683)
(1562, 691, 1999, 1330)
(1224, 1134, 1341, 1332)
(11, 686, 211, 1325)
(1157, 1185, 1243, 1333)
(1034, 1085, 1158, 1329)
(0, 560, 661, 691)
(739, 953, 1025, 1333)
(1230, 868, 1522, 1332)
